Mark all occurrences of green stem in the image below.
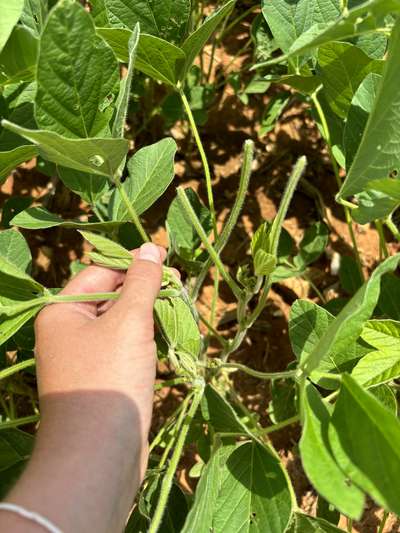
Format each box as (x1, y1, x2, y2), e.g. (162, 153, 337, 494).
(378, 511, 389, 533)
(149, 382, 204, 533)
(376, 220, 389, 259)
(191, 140, 255, 300)
(154, 378, 189, 391)
(386, 216, 400, 241)
(347, 518, 353, 532)
(259, 414, 300, 435)
(0, 414, 40, 429)
(311, 92, 364, 280)
(220, 362, 297, 381)
(115, 180, 150, 242)
(178, 86, 218, 238)
(0, 359, 35, 381)
(177, 187, 242, 300)
(222, 156, 307, 360)
(221, 5, 259, 39)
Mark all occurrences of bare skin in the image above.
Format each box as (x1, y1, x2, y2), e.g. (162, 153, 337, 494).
(0, 242, 166, 533)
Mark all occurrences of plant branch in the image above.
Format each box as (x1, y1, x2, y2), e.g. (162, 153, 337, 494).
(149, 381, 204, 533)
(177, 187, 242, 300)
(259, 414, 300, 435)
(219, 362, 297, 381)
(0, 414, 40, 429)
(0, 359, 36, 381)
(178, 86, 218, 238)
(191, 140, 255, 300)
(115, 179, 150, 242)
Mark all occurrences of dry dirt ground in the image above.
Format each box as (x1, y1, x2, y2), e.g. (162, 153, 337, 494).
(1, 6, 399, 532)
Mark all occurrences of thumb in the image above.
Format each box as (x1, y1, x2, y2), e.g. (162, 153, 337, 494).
(116, 243, 163, 319)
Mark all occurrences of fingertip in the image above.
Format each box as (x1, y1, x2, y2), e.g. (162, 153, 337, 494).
(139, 242, 162, 265)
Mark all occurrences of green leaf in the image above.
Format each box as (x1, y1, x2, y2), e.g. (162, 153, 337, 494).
(300, 254, 400, 377)
(96, 27, 130, 62)
(339, 256, 364, 295)
(21, 0, 48, 37)
(351, 348, 400, 387)
(0, 229, 32, 273)
(0, 229, 44, 302)
(351, 189, 397, 225)
(181, 0, 236, 78)
(58, 167, 109, 204)
(0, 0, 25, 53)
(339, 18, 400, 198)
(79, 230, 132, 269)
(317, 41, 383, 119)
(154, 297, 201, 360)
(0, 26, 38, 85)
(300, 383, 365, 519)
(182, 441, 293, 533)
(112, 24, 140, 139)
(0, 305, 43, 346)
(344, 72, 382, 170)
(289, 300, 364, 376)
(258, 92, 290, 137)
(264, 74, 321, 95)
(287, 513, 345, 532)
(367, 176, 400, 200)
(90, 0, 109, 27)
(181, 443, 236, 533)
(352, 30, 388, 59)
(350, 319, 400, 386)
(11, 206, 121, 232)
(202, 385, 250, 436)
(329, 374, 400, 514)
(167, 188, 212, 254)
(268, 0, 400, 63)
(0, 145, 39, 184)
(377, 273, 400, 319)
(370, 383, 397, 414)
(1, 121, 128, 178)
(261, 0, 341, 55)
(295, 222, 329, 268)
(35, 0, 119, 138)
(104, 0, 191, 45)
(0, 429, 34, 498)
(111, 138, 177, 220)
(254, 251, 277, 276)
(136, 34, 186, 86)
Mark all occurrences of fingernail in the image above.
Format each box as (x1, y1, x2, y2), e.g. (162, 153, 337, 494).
(139, 243, 161, 264)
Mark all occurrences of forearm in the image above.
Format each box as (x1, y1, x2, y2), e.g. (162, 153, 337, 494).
(1, 393, 147, 533)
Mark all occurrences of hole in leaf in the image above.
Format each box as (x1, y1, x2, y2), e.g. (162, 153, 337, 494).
(89, 155, 104, 167)
(389, 169, 399, 178)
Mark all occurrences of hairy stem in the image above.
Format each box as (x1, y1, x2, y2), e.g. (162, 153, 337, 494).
(179, 86, 218, 238)
(177, 187, 242, 300)
(378, 511, 389, 533)
(219, 362, 297, 381)
(222, 156, 307, 359)
(115, 180, 150, 242)
(259, 414, 300, 435)
(149, 382, 204, 533)
(0, 359, 36, 381)
(191, 140, 255, 299)
(0, 414, 40, 429)
(376, 220, 389, 259)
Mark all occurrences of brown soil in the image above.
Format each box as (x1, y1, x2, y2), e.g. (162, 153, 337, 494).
(1, 6, 399, 533)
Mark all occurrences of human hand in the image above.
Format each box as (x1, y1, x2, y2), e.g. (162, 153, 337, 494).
(35, 241, 166, 440)
(0, 243, 167, 533)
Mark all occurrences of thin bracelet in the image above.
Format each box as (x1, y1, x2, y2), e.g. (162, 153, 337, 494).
(0, 503, 63, 533)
